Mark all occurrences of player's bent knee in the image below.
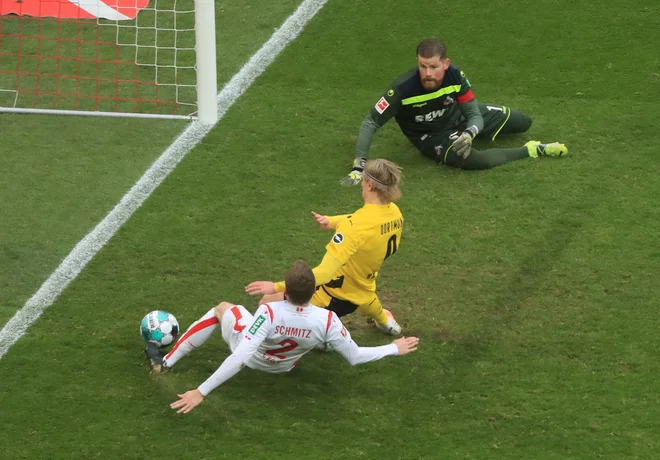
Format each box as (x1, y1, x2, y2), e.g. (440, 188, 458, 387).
(507, 110, 533, 133)
(214, 302, 233, 320)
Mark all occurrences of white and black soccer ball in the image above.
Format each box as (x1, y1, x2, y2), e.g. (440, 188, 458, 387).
(140, 310, 179, 347)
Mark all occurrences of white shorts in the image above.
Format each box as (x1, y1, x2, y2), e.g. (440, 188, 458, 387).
(221, 305, 253, 352)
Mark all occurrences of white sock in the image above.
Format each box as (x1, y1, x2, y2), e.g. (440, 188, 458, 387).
(163, 308, 218, 367)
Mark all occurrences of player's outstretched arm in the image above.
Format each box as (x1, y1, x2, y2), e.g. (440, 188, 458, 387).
(170, 308, 272, 413)
(312, 211, 352, 231)
(250, 252, 344, 297)
(245, 281, 276, 295)
(341, 87, 401, 186)
(332, 334, 420, 366)
(393, 336, 419, 355)
(171, 390, 205, 414)
(340, 116, 379, 186)
(169, 352, 245, 414)
(311, 211, 331, 230)
(340, 157, 367, 186)
(326, 312, 419, 365)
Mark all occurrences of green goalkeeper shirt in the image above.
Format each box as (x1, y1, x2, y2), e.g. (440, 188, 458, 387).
(356, 64, 483, 158)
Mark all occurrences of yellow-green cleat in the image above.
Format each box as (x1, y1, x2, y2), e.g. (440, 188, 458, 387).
(525, 140, 568, 158)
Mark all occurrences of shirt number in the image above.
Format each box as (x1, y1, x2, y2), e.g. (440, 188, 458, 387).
(265, 339, 299, 360)
(384, 234, 398, 260)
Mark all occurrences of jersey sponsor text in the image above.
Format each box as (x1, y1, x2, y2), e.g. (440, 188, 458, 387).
(416, 109, 446, 122)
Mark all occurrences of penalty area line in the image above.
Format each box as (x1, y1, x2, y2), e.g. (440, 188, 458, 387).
(0, 0, 328, 360)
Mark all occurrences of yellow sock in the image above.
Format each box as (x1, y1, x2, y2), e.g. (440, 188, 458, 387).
(358, 296, 388, 326)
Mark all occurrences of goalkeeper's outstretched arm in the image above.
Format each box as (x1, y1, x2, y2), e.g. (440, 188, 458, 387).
(356, 116, 381, 159)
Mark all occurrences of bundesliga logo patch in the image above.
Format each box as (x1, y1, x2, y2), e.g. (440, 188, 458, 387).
(375, 97, 389, 114)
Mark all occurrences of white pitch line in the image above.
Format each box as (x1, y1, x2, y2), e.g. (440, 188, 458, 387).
(0, 0, 328, 360)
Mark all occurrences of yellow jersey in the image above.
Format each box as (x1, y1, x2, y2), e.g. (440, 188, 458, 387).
(322, 202, 403, 305)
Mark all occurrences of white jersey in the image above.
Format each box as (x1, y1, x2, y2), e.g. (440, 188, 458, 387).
(243, 300, 336, 372)
(197, 300, 398, 396)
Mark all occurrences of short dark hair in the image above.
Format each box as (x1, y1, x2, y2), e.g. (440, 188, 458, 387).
(284, 260, 316, 306)
(416, 38, 447, 59)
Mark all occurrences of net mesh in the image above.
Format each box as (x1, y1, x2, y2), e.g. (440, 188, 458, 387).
(0, 0, 197, 115)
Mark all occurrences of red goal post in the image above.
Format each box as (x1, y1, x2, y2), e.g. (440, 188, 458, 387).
(0, 0, 217, 122)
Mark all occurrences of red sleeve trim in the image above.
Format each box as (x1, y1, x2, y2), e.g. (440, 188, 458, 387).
(325, 310, 334, 334)
(264, 303, 274, 322)
(457, 89, 475, 104)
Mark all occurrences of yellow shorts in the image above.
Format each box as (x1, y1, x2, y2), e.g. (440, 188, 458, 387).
(311, 287, 383, 319)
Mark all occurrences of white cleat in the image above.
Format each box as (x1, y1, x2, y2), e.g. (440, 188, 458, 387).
(374, 309, 402, 336)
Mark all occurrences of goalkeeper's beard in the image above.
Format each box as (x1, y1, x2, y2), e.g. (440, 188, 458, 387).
(422, 78, 440, 90)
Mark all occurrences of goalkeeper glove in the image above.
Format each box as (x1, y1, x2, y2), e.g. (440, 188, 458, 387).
(339, 157, 366, 186)
(449, 125, 479, 159)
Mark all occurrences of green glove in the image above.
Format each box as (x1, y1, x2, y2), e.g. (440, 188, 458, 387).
(450, 126, 479, 159)
(339, 158, 366, 186)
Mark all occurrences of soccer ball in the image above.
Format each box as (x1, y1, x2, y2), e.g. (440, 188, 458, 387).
(140, 310, 179, 347)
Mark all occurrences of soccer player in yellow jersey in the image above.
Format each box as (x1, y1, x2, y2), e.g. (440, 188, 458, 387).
(246, 159, 404, 336)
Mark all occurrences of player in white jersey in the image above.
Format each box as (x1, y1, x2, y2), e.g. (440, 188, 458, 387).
(156, 260, 419, 414)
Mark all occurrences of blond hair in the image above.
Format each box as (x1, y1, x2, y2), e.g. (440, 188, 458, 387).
(363, 159, 403, 202)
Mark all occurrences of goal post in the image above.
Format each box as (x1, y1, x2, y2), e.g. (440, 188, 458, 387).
(0, 0, 218, 123)
(193, 0, 216, 124)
